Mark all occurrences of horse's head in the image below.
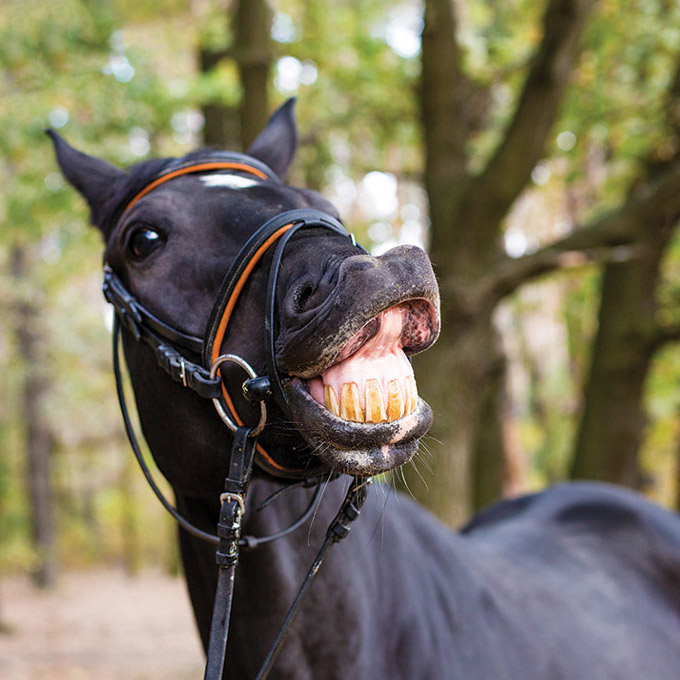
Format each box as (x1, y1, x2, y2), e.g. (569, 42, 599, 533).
(49, 101, 439, 494)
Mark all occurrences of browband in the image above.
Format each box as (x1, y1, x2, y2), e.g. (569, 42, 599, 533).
(121, 152, 281, 217)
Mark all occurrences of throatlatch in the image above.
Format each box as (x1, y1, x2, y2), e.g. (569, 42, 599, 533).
(105, 152, 371, 680)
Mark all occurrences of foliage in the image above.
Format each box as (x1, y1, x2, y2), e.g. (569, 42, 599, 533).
(0, 0, 194, 575)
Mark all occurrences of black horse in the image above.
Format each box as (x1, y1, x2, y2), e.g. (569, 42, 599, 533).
(51, 101, 680, 679)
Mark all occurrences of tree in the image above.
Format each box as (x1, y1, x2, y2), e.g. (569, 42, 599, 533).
(0, 0, 195, 576)
(570, 61, 680, 485)
(197, 0, 273, 149)
(9, 246, 56, 587)
(412, 0, 680, 522)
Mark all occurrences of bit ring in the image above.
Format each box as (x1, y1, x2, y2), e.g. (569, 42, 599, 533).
(210, 354, 267, 436)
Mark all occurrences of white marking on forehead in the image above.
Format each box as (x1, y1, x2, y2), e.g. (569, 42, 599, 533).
(200, 174, 261, 189)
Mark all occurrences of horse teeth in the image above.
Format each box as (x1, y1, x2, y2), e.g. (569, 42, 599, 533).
(386, 379, 404, 421)
(329, 378, 415, 423)
(404, 376, 417, 414)
(365, 379, 387, 423)
(340, 382, 364, 422)
(324, 385, 340, 417)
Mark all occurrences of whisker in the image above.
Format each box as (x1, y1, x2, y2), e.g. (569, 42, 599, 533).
(308, 468, 335, 543)
(367, 480, 392, 548)
(397, 465, 416, 501)
(408, 457, 430, 491)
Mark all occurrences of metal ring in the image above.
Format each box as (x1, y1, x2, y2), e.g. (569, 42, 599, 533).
(210, 354, 267, 436)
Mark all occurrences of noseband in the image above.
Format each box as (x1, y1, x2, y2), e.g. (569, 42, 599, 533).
(104, 152, 370, 679)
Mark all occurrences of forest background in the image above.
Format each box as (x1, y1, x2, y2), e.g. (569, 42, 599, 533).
(3, 0, 680, 593)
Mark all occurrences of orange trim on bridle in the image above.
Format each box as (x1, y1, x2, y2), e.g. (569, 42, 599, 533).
(210, 224, 295, 473)
(122, 161, 271, 214)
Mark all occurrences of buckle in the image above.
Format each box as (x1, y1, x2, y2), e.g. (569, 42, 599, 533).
(220, 492, 246, 519)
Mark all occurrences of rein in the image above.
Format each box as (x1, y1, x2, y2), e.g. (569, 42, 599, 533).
(105, 153, 370, 679)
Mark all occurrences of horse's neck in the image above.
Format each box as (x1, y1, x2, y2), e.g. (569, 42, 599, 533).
(225, 477, 487, 677)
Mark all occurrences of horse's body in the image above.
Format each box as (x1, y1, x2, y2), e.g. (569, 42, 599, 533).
(180, 479, 680, 679)
(51, 101, 680, 679)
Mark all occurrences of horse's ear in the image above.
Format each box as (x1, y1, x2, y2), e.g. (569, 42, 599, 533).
(246, 98, 297, 179)
(47, 130, 125, 231)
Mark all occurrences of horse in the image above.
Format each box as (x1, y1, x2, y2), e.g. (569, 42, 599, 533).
(50, 100, 680, 679)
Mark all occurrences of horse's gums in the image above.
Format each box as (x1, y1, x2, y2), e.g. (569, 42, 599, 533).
(305, 300, 435, 424)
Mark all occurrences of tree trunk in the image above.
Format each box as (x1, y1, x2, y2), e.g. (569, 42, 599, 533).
(199, 47, 240, 149)
(570, 60, 680, 486)
(234, 0, 272, 149)
(121, 453, 141, 576)
(471, 350, 510, 509)
(570, 231, 674, 485)
(197, 0, 272, 149)
(410, 313, 502, 524)
(10, 245, 56, 588)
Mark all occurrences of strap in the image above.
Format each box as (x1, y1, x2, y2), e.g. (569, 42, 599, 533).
(254, 478, 371, 680)
(205, 425, 257, 680)
(112, 317, 220, 545)
(262, 213, 354, 415)
(121, 154, 281, 216)
(154, 343, 222, 399)
(203, 209, 350, 479)
(205, 210, 349, 405)
(203, 209, 348, 367)
(103, 267, 205, 355)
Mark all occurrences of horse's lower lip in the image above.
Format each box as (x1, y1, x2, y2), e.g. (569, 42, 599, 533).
(283, 378, 433, 476)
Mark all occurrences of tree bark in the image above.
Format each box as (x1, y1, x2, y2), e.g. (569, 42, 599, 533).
(198, 0, 272, 150)
(121, 453, 141, 576)
(199, 47, 240, 148)
(570, 169, 680, 484)
(10, 245, 56, 588)
(233, 0, 272, 149)
(570, 258, 659, 484)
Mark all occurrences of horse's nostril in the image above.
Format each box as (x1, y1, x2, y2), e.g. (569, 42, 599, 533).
(295, 283, 317, 313)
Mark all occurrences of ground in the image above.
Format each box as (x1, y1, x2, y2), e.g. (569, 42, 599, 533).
(0, 568, 205, 679)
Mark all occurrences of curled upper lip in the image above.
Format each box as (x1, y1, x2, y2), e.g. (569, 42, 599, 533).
(280, 297, 440, 381)
(275, 245, 441, 379)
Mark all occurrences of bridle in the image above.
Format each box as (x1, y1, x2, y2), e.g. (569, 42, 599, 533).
(104, 151, 370, 679)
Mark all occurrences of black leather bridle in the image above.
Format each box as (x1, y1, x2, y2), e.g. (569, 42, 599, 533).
(104, 152, 370, 679)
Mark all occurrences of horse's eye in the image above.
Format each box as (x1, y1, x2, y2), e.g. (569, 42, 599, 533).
(127, 227, 163, 259)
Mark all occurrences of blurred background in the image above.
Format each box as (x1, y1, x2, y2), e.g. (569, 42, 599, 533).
(2, 0, 680, 676)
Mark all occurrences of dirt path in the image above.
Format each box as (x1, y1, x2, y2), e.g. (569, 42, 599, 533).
(0, 568, 205, 680)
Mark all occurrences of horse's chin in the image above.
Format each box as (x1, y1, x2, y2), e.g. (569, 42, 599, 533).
(284, 378, 433, 477)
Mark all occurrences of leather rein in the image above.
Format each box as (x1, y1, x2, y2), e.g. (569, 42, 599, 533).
(105, 152, 370, 679)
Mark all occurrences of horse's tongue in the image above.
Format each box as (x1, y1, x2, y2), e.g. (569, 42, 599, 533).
(308, 306, 418, 423)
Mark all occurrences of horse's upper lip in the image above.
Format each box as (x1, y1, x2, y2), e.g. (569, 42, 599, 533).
(275, 245, 440, 379)
(322, 298, 438, 371)
(280, 296, 439, 380)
